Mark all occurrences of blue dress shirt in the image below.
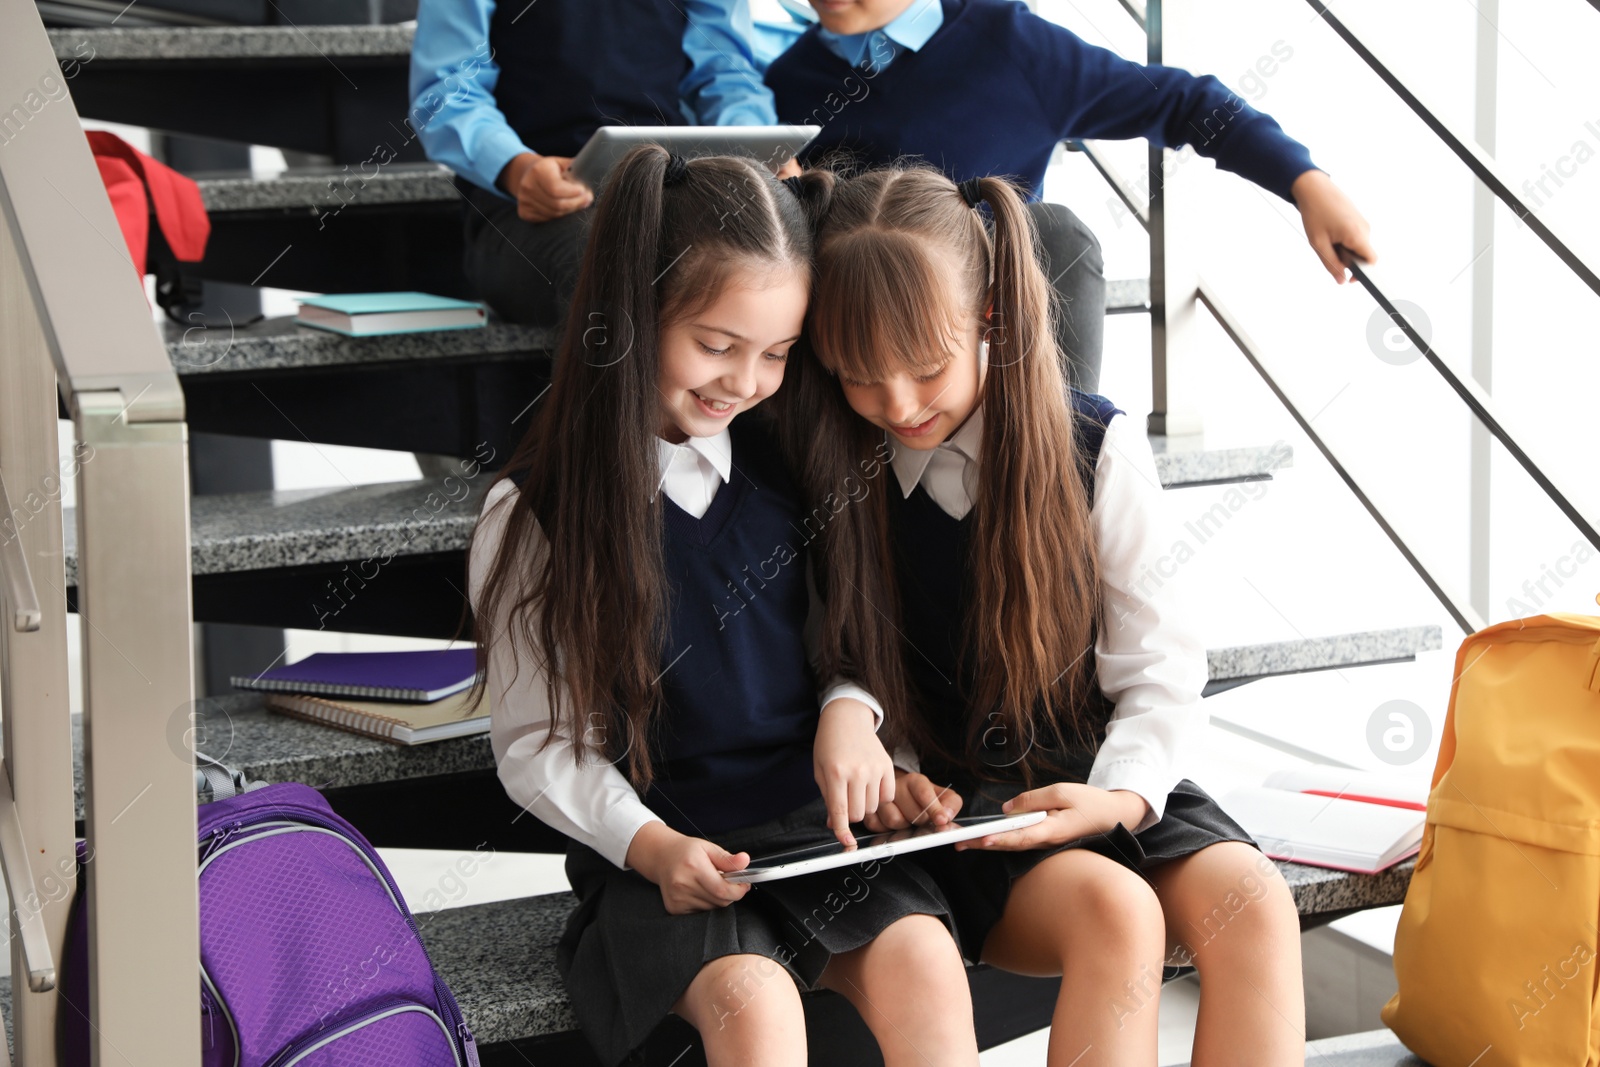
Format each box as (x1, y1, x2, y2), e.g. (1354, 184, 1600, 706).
(410, 0, 779, 197)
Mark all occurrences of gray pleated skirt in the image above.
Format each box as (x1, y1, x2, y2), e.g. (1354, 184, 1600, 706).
(555, 795, 956, 1066)
(915, 772, 1259, 966)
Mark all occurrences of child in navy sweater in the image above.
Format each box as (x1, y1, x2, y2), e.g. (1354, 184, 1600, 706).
(465, 148, 978, 1067)
(779, 164, 1305, 1066)
(765, 0, 1375, 392)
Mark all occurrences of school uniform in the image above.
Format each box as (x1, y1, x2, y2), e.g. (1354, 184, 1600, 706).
(882, 391, 1257, 966)
(468, 417, 953, 1066)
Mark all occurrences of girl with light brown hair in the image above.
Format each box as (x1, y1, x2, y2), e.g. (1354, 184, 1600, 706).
(778, 164, 1307, 1066)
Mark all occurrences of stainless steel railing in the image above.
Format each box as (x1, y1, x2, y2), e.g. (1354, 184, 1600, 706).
(0, 2, 200, 1064)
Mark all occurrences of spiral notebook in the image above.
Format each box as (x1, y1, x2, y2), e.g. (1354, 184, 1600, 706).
(231, 649, 480, 703)
(265, 689, 489, 746)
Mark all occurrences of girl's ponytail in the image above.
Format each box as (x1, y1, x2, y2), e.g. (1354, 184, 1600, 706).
(963, 174, 1101, 775)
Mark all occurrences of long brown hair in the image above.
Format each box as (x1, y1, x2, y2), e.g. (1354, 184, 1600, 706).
(780, 166, 1103, 782)
(463, 147, 824, 789)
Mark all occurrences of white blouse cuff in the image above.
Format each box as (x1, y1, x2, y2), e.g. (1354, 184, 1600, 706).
(820, 679, 885, 732)
(1086, 759, 1172, 834)
(603, 804, 667, 872)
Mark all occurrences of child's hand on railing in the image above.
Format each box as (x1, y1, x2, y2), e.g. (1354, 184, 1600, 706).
(1291, 169, 1377, 284)
(625, 822, 753, 915)
(861, 771, 964, 833)
(813, 697, 899, 847)
(955, 783, 1149, 851)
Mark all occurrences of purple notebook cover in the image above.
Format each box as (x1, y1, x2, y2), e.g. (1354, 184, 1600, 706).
(230, 648, 479, 703)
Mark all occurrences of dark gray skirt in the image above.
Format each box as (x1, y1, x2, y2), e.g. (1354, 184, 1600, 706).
(914, 773, 1259, 966)
(555, 795, 955, 1067)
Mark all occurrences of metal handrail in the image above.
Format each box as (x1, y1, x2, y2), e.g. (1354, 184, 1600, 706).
(1196, 276, 1486, 634)
(0, 470, 43, 632)
(0, 762, 55, 991)
(1306, 0, 1600, 299)
(1, 3, 202, 1064)
(1347, 252, 1600, 555)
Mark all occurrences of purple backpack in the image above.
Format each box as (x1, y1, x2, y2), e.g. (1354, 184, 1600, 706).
(59, 780, 479, 1067)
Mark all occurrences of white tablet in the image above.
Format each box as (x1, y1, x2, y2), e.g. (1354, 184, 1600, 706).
(568, 125, 821, 190)
(723, 811, 1047, 884)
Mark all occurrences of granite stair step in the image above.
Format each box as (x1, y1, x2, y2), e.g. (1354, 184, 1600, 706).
(1179, 1029, 1423, 1066)
(47, 26, 416, 163)
(1203, 626, 1443, 694)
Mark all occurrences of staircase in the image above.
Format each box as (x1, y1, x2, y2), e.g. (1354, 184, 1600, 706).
(8, 4, 1595, 1066)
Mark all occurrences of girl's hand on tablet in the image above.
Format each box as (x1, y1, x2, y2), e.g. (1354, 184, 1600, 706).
(626, 822, 752, 914)
(956, 783, 1149, 851)
(862, 772, 964, 833)
(813, 698, 898, 848)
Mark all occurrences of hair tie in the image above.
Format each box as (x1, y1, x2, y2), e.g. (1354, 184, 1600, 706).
(957, 177, 984, 209)
(662, 153, 691, 187)
(781, 174, 805, 199)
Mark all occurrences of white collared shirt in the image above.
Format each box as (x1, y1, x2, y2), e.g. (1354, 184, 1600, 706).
(888, 407, 1209, 834)
(470, 428, 884, 869)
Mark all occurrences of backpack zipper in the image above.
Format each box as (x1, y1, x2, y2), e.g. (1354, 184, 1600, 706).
(261, 999, 461, 1067)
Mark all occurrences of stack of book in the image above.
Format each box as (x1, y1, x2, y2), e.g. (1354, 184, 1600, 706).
(231, 648, 488, 746)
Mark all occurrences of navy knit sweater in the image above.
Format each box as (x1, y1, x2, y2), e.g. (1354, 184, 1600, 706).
(489, 0, 688, 159)
(766, 0, 1317, 201)
(887, 390, 1123, 779)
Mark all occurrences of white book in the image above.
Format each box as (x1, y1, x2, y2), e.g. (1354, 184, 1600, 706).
(1221, 772, 1427, 874)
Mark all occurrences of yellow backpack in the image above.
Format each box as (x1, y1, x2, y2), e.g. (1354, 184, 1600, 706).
(1382, 610, 1600, 1066)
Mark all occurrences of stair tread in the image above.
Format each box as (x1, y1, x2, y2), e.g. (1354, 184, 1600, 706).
(1207, 627, 1442, 681)
(64, 478, 493, 586)
(189, 162, 457, 213)
(47, 24, 413, 61)
(164, 314, 556, 376)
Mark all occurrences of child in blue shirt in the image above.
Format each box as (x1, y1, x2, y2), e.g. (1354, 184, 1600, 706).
(764, 0, 1376, 392)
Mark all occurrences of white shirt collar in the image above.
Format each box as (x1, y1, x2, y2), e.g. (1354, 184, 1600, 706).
(656, 430, 732, 484)
(888, 405, 983, 518)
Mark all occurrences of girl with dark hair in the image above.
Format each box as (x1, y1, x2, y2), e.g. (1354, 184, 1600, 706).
(463, 147, 978, 1067)
(781, 164, 1305, 1067)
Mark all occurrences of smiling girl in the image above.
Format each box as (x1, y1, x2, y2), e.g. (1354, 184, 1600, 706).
(465, 148, 977, 1067)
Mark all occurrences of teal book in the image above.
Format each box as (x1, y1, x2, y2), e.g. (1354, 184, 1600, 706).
(296, 291, 488, 336)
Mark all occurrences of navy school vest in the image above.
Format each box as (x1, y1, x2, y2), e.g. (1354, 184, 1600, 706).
(510, 418, 820, 836)
(489, 1, 690, 160)
(885, 389, 1123, 779)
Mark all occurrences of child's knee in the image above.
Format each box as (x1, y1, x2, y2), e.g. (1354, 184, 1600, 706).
(679, 952, 800, 1034)
(866, 913, 966, 983)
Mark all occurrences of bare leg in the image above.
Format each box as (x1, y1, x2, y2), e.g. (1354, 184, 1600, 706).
(1147, 842, 1305, 1067)
(673, 953, 807, 1067)
(982, 849, 1167, 1067)
(820, 913, 980, 1067)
